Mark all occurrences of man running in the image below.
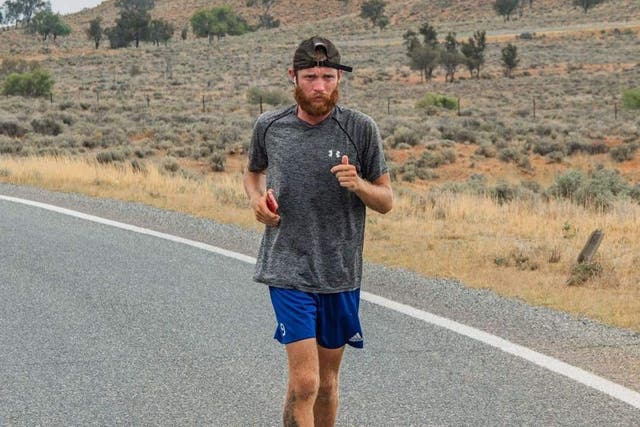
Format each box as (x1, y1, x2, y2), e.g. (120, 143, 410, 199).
(244, 35, 393, 426)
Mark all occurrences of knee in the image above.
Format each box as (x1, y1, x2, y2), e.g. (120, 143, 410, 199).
(317, 376, 338, 401)
(290, 372, 319, 400)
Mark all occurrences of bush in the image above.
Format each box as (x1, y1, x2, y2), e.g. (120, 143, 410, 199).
(549, 169, 585, 199)
(567, 262, 602, 286)
(1, 69, 54, 98)
(416, 93, 458, 110)
(96, 150, 126, 164)
(246, 86, 289, 106)
(532, 139, 564, 156)
(162, 156, 180, 172)
(550, 168, 631, 210)
(567, 140, 608, 155)
(210, 151, 226, 172)
(610, 143, 638, 162)
(31, 118, 63, 136)
(0, 120, 28, 138)
(475, 143, 497, 158)
(392, 126, 420, 147)
(622, 87, 640, 110)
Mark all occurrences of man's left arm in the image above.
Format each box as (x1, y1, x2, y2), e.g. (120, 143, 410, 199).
(331, 155, 393, 214)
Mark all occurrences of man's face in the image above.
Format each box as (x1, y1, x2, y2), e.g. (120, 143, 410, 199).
(292, 67, 342, 117)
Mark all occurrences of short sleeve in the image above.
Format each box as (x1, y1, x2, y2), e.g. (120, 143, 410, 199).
(362, 118, 388, 183)
(247, 119, 268, 172)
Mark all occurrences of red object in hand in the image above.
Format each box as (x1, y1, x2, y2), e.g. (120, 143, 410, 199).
(266, 190, 279, 213)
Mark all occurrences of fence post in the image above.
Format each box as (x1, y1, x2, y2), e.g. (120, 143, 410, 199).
(202, 95, 205, 113)
(457, 97, 461, 116)
(614, 102, 618, 120)
(387, 97, 390, 114)
(577, 229, 604, 264)
(533, 97, 536, 120)
(260, 96, 263, 114)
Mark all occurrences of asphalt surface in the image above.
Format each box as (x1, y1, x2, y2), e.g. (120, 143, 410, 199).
(1, 183, 639, 426)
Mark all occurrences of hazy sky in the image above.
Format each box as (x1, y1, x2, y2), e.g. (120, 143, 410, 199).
(49, 0, 104, 15)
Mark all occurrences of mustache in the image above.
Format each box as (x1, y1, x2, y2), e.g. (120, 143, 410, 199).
(294, 86, 339, 116)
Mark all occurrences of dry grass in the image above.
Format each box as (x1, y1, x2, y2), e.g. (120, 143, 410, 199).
(2, 155, 639, 331)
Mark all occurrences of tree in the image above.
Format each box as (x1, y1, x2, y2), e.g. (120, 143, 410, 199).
(246, 0, 279, 29)
(460, 30, 486, 78)
(30, 10, 71, 41)
(148, 19, 174, 46)
(573, 0, 604, 13)
(418, 22, 438, 47)
(191, 6, 248, 44)
(411, 44, 440, 82)
(3, 1, 21, 27)
(360, 0, 388, 29)
(501, 43, 519, 77)
(3, 0, 48, 27)
(441, 32, 463, 83)
(114, 0, 155, 48)
(86, 17, 103, 49)
(494, 0, 519, 21)
(403, 28, 440, 82)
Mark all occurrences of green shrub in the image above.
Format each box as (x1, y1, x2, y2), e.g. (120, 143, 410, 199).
(610, 143, 638, 162)
(545, 151, 565, 164)
(567, 140, 608, 155)
(0, 137, 23, 154)
(622, 87, 640, 110)
(533, 139, 564, 156)
(475, 143, 497, 158)
(498, 147, 520, 163)
(246, 86, 289, 106)
(210, 151, 226, 172)
(392, 126, 420, 147)
(416, 93, 458, 110)
(96, 150, 126, 164)
(549, 169, 585, 199)
(162, 156, 180, 172)
(1, 69, 54, 98)
(567, 262, 602, 286)
(31, 118, 63, 136)
(0, 120, 28, 138)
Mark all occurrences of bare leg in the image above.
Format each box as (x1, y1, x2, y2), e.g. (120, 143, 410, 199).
(284, 338, 320, 427)
(313, 345, 345, 427)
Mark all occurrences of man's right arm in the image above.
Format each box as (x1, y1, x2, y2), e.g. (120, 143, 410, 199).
(243, 167, 280, 227)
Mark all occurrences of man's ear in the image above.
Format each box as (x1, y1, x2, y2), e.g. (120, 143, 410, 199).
(288, 69, 296, 85)
(338, 70, 344, 82)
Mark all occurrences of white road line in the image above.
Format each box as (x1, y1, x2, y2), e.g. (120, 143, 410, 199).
(2, 193, 640, 410)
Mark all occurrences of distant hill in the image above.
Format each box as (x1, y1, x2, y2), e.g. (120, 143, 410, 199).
(61, 0, 640, 34)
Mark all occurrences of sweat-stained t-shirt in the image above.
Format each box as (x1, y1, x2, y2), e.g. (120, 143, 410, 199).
(247, 104, 388, 294)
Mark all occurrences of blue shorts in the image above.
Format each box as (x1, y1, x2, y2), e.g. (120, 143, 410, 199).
(269, 287, 364, 349)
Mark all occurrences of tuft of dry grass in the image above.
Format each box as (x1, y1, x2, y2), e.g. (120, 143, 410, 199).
(2, 155, 639, 331)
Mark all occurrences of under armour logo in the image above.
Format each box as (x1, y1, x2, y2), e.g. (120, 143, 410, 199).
(328, 149, 341, 158)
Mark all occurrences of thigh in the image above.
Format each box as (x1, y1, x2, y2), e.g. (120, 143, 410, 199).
(317, 345, 345, 382)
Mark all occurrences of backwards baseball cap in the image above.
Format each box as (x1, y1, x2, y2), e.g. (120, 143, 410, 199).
(292, 36, 353, 72)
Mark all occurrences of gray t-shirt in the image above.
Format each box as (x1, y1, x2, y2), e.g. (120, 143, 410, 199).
(248, 104, 388, 293)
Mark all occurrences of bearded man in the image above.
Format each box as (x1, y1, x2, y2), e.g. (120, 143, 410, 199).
(243, 36, 393, 427)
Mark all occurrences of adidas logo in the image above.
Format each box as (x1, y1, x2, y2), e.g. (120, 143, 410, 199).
(348, 333, 363, 342)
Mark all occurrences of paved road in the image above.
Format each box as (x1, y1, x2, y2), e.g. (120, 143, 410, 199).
(1, 189, 640, 425)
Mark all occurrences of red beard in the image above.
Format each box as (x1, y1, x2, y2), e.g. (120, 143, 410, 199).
(294, 85, 339, 117)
